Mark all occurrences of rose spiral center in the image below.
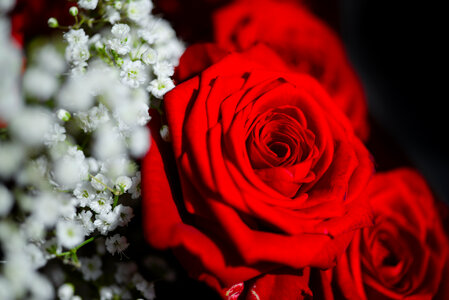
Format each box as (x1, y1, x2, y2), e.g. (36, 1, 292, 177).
(245, 106, 318, 197)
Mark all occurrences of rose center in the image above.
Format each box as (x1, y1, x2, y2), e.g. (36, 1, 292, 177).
(268, 141, 290, 158)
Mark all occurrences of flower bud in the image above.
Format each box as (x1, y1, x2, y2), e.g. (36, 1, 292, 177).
(57, 109, 71, 122)
(160, 125, 170, 142)
(69, 7, 79, 17)
(48, 18, 59, 28)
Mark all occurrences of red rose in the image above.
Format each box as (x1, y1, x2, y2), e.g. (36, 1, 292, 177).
(213, 0, 369, 140)
(335, 169, 449, 299)
(142, 44, 374, 296)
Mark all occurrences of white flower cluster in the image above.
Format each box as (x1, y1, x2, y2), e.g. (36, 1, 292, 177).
(0, 0, 183, 299)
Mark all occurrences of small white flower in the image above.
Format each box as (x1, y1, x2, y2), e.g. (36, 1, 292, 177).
(74, 182, 96, 207)
(91, 173, 110, 191)
(60, 197, 77, 220)
(133, 274, 156, 300)
(88, 103, 110, 127)
(35, 44, 66, 75)
(108, 24, 131, 55)
(115, 175, 132, 192)
(100, 285, 127, 300)
(56, 220, 85, 249)
(120, 59, 147, 88)
(28, 273, 55, 300)
(114, 262, 137, 284)
(155, 38, 185, 66)
(94, 211, 119, 235)
(105, 6, 120, 24)
(66, 44, 90, 66)
(15, 157, 50, 189)
(21, 218, 45, 242)
(53, 147, 89, 190)
(129, 172, 141, 199)
(114, 100, 150, 132)
(105, 234, 129, 255)
(0, 184, 13, 216)
(10, 107, 53, 147)
(127, 0, 153, 23)
(44, 123, 66, 146)
(58, 283, 75, 300)
(141, 46, 158, 65)
(111, 23, 130, 39)
(57, 108, 71, 121)
(129, 126, 151, 157)
(30, 192, 63, 227)
(57, 76, 95, 112)
(80, 256, 102, 281)
(0, 0, 15, 11)
(24, 243, 47, 269)
(89, 191, 113, 214)
(78, 0, 99, 10)
(85, 157, 101, 174)
(23, 67, 59, 100)
(137, 27, 157, 45)
(101, 156, 134, 181)
(113, 204, 134, 227)
(0, 142, 24, 178)
(78, 210, 95, 235)
(0, 277, 13, 300)
(93, 123, 126, 160)
(153, 61, 174, 78)
(64, 29, 89, 46)
(147, 77, 175, 98)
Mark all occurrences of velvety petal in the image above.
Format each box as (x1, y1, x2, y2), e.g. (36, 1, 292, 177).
(334, 169, 449, 299)
(213, 0, 369, 140)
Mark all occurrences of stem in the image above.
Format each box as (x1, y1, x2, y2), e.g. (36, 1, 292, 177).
(88, 173, 116, 194)
(74, 236, 95, 251)
(55, 237, 96, 259)
(113, 194, 119, 208)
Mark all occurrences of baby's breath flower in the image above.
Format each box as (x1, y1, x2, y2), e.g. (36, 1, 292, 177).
(89, 191, 113, 214)
(127, 0, 153, 24)
(94, 211, 119, 235)
(153, 60, 174, 78)
(129, 126, 151, 157)
(80, 256, 102, 281)
(58, 283, 75, 300)
(0, 184, 13, 216)
(57, 108, 71, 121)
(129, 172, 141, 199)
(78, 0, 99, 10)
(108, 23, 131, 55)
(69, 7, 79, 17)
(105, 234, 129, 255)
(0, 142, 24, 178)
(115, 176, 132, 192)
(23, 67, 59, 100)
(64, 29, 89, 46)
(113, 204, 134, 227)
(120, 59, 147, 88)
(77, 210, 95, 235)
(56, 220, 85, 249)
(147, 77, 174, 98)
(10, 107, 53, 147)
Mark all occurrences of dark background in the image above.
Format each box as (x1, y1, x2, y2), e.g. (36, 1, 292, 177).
(338, 0, 449, 205)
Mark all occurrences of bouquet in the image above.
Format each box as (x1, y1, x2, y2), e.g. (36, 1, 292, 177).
(1, 0, 448, 299)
